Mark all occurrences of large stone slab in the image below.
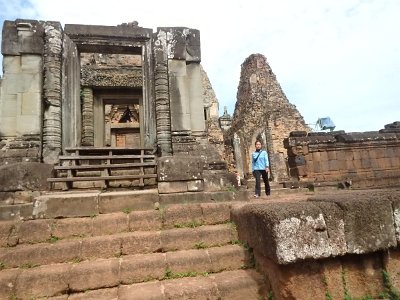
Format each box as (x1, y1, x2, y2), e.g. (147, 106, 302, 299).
(33, 192, 99, 218)
(157, 156, 202, 182)
(309, 190, 398, 254)
(98, 190, 159, 213)
(0, 162, 53, 192)
(232, 201, 347, 264)
(0, 203, 33, 221)
(233, 190, 400, 265)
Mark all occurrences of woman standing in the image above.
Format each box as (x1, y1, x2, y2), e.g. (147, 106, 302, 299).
(252, 140, 271, 198)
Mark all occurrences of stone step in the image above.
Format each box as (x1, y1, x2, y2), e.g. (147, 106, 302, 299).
(0, 246, 256, 299)
(0, 189, 248, 221)
(69, 269, 265, 300)
(0, 224, 238, 268)
(0, 201, 236, 247)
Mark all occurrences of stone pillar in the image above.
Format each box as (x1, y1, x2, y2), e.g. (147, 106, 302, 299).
(187, 63, 206, 137)
(142, 37, 157, 149)
(81, 87, 94, 146)
(153, 30, 172, 156)
(169, 59, 191, 135)
(265, 122, 277, 181)
(233, 133, 244, 178)
(42, 21, 63, 164)
(62, 34, 81, 150)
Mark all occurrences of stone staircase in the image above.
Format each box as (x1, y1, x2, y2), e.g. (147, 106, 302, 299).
(0, 191, 267, 299)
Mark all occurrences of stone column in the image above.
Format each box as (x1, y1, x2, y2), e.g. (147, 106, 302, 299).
(153, 30, 172, 156)
(81, 87, 94, 146)
(187, 63, 206, 137)
(169, 59, 191, 135)
(42, 21, 63, 164)
(62, 34, 81, 150)
(233, 133, 244, 178)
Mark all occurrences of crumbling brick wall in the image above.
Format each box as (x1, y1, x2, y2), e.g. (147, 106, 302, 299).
(284, 121, 400, 188)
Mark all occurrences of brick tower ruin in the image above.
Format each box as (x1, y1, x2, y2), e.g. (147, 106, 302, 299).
(226, 53, 310, 181)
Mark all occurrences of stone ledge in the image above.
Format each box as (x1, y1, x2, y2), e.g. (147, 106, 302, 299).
(232, 189, 400, 265)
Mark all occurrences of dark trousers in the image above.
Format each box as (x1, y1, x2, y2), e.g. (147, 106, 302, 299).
(253, 170, 270, 196)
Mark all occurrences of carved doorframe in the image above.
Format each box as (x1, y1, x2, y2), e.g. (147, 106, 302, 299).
(62, 24, 156, 150)
(93, 92, 142, 147)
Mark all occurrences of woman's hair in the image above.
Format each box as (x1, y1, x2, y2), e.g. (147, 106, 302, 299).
(254, 140, 262, 146)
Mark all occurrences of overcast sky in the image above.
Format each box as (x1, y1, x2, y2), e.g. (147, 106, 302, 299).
(0, 0, 399, 132)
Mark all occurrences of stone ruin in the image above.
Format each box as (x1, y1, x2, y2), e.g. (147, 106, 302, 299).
(1, 18, 400, 300)
(224, 53, 310, 182)
(1, 17, 398, 197)
(223, 53, 400, 191)
(0, 19, 229, 197)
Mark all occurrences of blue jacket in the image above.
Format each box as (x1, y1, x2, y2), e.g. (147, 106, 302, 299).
(252, 150, 269, 171)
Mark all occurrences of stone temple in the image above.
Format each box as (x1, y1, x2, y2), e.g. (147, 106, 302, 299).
(1, 19, 400, 300)
(0, 19, 229, 192)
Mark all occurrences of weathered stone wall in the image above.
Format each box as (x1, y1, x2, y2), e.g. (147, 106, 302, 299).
(227, 54, 310, 181)
(232, 189, 400, 299)
(284, 121, 400, 188)
(0, 20, 45, 165)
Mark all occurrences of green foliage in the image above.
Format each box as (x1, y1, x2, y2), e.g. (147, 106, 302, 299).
(47, 235, 60, 243)
(122, 207, 133, 214)
(382, 270, 400, 300)
(0, 261, 5, 270)
(194, 241, 207, 249)
(325, 291, 332, 300)
(230, 239, 242, 245)
(267, 291, 274, 300)
(226, 183, 236, 192)
(342, 268, 353, 300)
(164, 268, 173, 279)
(174, 220, 203, 229)
(21, 262, 40, 269)
(361, 295, 374, 300)
(344, 293, 352, 300)
(69, 257, 82, 264)
(163, 268, 206, 280)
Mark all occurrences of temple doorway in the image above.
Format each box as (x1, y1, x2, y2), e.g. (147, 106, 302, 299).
(93, 91, 143, 148)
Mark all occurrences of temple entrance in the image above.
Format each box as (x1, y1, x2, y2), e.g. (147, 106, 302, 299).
(93, 91, 143, 148)
(104, 100, 140, 147)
